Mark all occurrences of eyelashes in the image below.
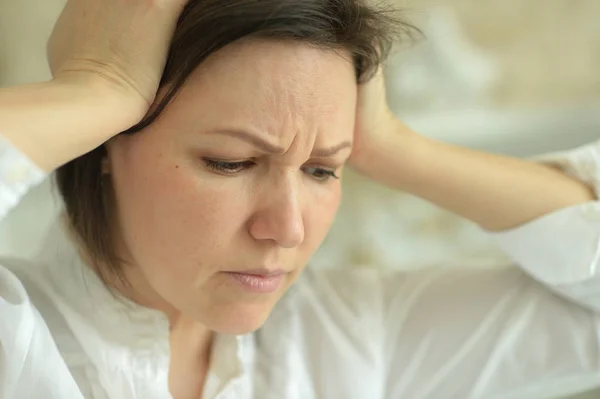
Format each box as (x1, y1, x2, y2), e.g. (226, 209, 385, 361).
(302, 167, 340, 182)
(203, 159, 340, 182)
(204, 159, 253, 174)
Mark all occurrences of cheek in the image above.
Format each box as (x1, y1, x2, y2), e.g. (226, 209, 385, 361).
(302, 183, 342, 253)
(109, 138, 247, 275)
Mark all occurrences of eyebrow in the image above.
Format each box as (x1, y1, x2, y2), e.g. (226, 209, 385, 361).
(312, 141, 353, 157)
(212, 129, 353, 157)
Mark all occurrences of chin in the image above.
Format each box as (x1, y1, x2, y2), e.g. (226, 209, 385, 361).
(202, 301, 276, 335)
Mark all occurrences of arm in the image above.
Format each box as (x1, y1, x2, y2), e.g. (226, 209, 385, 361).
(0, 77, 141, 221)
(0, 77, 145, 173)
(352, 127, 595, 232)
(352, 72, 600, 307)
(350, 72, 596, 232)
(0, 0, 188, 220)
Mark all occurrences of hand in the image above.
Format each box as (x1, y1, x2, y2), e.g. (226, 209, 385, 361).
(48, 0, 189, 115)
(349, 68, 407, 176)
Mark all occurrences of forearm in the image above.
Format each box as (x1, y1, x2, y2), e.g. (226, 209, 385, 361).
(0, 76, 145, 172)
(357, 121, 596, 231)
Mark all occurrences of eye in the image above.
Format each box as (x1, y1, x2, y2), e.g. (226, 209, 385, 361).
(203, 159, 254, 175)
(303, 166, 340, 182)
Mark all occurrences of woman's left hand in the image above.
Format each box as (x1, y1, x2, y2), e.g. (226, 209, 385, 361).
(348, 68, 411, 177)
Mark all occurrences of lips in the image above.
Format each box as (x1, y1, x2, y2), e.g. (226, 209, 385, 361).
(222, 269, 287, 294)
(233, 269, 286, 278)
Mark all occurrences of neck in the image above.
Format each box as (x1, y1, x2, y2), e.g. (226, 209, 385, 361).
(110, 259, 215, 398)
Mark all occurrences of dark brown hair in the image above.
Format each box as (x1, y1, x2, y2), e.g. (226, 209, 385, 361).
(56, 0, 415, 285)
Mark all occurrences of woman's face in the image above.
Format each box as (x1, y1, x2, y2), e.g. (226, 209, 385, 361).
(106, 39, 357, 334)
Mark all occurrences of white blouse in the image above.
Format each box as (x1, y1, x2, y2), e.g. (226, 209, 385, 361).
(2, 136, 600, 399)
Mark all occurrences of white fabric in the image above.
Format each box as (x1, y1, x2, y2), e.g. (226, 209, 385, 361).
(0, 135, 45, 221)
(1, 136, 600, 399)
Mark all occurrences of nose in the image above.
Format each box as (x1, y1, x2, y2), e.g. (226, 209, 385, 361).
(248, 177, 305, 249)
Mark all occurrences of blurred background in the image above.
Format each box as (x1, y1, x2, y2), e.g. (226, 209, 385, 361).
(1, 1, 599, 398)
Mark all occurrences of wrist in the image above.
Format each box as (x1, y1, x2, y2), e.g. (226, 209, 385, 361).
(351, 118, 424, 182)
(52, 71, 150, 133)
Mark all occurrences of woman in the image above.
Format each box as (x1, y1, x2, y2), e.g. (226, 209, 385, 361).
(1, 0, 600, 398)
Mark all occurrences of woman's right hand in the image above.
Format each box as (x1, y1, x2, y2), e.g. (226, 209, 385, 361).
(0, 0, 189, 173)
(48, 0, 189, 114)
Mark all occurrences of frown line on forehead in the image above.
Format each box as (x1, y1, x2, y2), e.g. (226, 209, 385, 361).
(209, 129, 352, 157)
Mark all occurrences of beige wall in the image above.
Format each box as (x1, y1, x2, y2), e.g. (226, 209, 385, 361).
(0, 0, 64, 85)
(450, 0, 600, 106)
(387, 0, 600, 111)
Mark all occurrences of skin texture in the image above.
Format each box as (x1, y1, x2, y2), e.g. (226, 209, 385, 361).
(105, 39, 357, 338)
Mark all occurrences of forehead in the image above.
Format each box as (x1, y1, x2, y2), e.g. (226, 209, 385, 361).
(176, 39, 357, 146)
